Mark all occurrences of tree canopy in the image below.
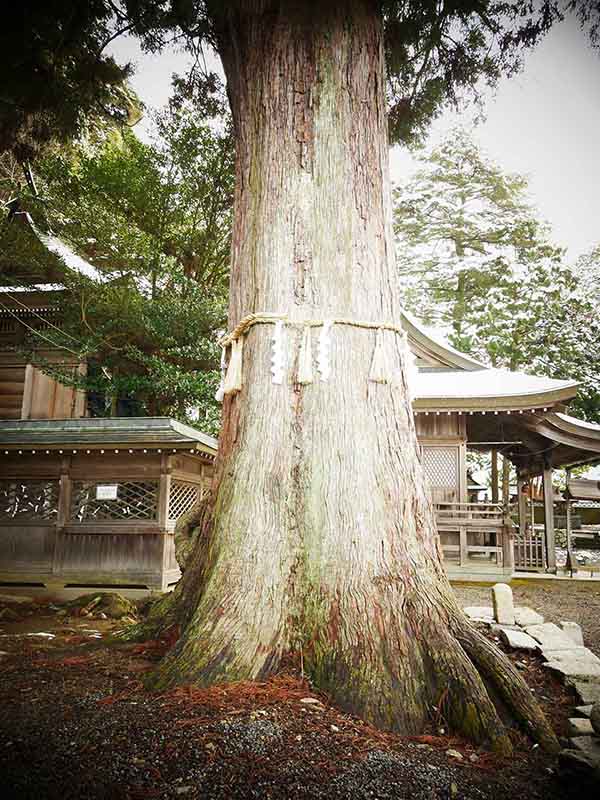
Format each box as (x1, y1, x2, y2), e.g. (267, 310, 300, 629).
(0, 100, 234, 432)
(5, 0, 595, 162)
(393, 129, 600, 421)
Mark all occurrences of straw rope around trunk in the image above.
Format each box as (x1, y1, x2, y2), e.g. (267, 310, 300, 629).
(215, 312, 415, 398)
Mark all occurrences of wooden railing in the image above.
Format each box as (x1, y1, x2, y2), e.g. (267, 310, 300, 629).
(434, 502, 513, 571)
(435, 502, 506, 526)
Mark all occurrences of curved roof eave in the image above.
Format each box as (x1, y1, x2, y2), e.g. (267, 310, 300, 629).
(400, 309, 485, 371)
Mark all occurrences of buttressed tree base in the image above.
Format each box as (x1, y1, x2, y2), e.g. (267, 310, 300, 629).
(137, 0, 558, 755)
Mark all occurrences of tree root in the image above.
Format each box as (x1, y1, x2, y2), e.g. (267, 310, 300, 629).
(425, 625, 514, 756)
(454, 616, 560, 754)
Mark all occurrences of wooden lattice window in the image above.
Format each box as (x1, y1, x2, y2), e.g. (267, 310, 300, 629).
(0, 480, 59, 522)
(168, 480, 207, 523)
(422, 446, 458, 488)
(70, 480, 159, 522)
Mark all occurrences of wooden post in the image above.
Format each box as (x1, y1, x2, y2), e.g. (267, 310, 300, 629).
(514, 476, 528, 572)
(491, 449, 499, 503)
(565, 468, 577, 576)
(542, 464, 556, 573)
(56, 455, 72, 528)
(157, 454, 172, 529)
(20, 364, 34, 419)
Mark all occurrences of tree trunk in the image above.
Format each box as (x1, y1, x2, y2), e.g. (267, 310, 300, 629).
(147, 0, 557, 754)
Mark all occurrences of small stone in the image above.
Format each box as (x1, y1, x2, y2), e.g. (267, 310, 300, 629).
(469, 753, 479, 762)
(591, 703, 600, 735)
(575, 705, 593, 718)
(446, 749, 463, 760)
(175, 788, 193, 796)
(567, 718, 594, 736)
(499, 628, 539, 652)
(491, 583, 515, 625)
(330, 724, 340, 732)
(514, 607, 544, 626)
(560, 621, 585, 647)
(295, 734, 302, 741)
(300, 697, 323, 706)
(98, 612, 108, 620)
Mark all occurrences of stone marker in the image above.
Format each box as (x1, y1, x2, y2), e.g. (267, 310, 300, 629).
(514, 607, 544, 627)
(499, 628, 539, 652)
(571, 682, 600, 706)
(463, 606, 494, 622)
(560, 621, 585, 647)
(491, 583, 515, 625)
(525, 622, 579, 652)
(567, 717, 594, 736)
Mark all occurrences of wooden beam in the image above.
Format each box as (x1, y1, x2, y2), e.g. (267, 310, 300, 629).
(542, 464, 556, 572)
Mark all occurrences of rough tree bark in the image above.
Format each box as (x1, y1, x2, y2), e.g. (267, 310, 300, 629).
(145, 0, 558, 755)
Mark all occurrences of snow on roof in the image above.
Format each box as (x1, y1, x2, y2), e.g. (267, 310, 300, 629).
(401, 308, 485, 370)
(0, 284, 65, 292)
(414, 368, 577, 401)
(26, 215, 106, 283)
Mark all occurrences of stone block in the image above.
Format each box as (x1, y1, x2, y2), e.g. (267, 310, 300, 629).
(570, 681, 600, 706)
(569, 736, 600, 759)
(525, 622, 578, 651)
(567, 717, 594, 736)
(575, 705, 593, 718)
(498, 628, 539, 651)
(491, 583, 514, 625)
(463, 607, 494, 622)
(544, 648, 600, 683)
(560, 621, 585, 646)
(514, 607, 544, 626)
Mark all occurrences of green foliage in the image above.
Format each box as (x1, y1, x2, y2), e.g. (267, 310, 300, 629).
(394, 129, 600, 422)
(0, 1, 139, 161)
(1, 101, 234, 434)
(1, 1, 577, 159)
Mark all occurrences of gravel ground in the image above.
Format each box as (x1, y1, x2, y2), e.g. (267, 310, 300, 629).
(452, 579, 600, 657)
(0, 595, 594, 800)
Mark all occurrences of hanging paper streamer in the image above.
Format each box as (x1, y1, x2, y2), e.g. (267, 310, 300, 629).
(223, 338, 244, 395)
(271, 320, 285, 384)
(369, 328, 388, 383)
(214, 346, 226, 402)
(297, 326, 313, 384)
(317, 320, 332, 381)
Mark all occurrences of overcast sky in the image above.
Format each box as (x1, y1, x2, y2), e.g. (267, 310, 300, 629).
(110, 16, 599, 261)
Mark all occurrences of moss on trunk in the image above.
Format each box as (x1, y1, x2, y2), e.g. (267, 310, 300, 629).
(144, 0, 558, 755)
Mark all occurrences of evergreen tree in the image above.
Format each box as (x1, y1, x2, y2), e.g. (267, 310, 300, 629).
(1, 100, 234, 433)
(393, 129, 600, 421)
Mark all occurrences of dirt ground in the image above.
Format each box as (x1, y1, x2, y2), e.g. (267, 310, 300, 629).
(0, 587, 596, 800)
